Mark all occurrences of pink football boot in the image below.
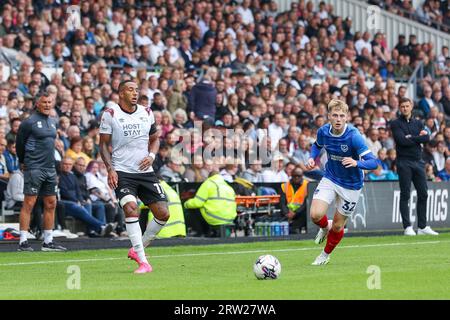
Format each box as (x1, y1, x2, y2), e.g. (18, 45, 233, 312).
(128, 247, 141, 265)
(134, 262, 153, 274)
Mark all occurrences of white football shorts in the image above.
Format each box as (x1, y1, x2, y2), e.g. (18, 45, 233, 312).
(312, 177, 362, 216)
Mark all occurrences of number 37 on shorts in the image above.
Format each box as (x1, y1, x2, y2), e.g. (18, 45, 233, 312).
(312, 177, 361, 216)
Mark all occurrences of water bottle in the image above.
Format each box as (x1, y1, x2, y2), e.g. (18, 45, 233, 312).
(270, 221, 277, 237)
(261, 221, 267, 236)
(271, 221, 276, 237)
(256, 222, 263, 236)
(265, 221, 272, 237)
(255, 222, 262, 236)
(281, 221, 289, 236)
(274, 221, 281, 237)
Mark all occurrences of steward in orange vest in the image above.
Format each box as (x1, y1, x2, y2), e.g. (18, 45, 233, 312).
(280, 168, 308, 233)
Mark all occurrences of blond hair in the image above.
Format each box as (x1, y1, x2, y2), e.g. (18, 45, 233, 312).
(327, 99, 349, 113)
(161, 110, 173, 124)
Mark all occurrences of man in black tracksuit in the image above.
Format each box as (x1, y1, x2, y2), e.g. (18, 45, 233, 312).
(15, 92, 67, 251)
(390, 97, 438, 236)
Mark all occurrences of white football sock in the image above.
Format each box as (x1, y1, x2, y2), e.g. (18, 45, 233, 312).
(44, 230, 53, 244)
(20, 231, 28, 244)
(125, 217, 148, 264)
(142, 218, 167, 247)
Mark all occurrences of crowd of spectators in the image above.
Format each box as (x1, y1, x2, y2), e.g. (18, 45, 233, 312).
(369, 0, 450, 32)
(0, 0, 449, 235)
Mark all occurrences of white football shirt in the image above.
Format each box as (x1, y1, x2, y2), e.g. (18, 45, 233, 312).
(99, 102, 156, 173)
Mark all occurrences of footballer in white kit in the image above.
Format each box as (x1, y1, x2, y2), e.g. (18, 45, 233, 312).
(100, 101, 166, 203)
(99, 80, 170, 274)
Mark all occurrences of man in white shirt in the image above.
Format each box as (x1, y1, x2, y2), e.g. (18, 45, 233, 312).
(295, 25, 310, 50)
(318, 2, 329, 20)
(198, 12, 212, 38)
(355, 32, 372, 55)
(293, 135, 311, 170)
(134, 24, 152, 47)
(146, 75, 161, 104)
(258, 154, 289, 183)
(437, 46, 448, 71)
(240, 160, 262, 183)
(268, 113, 285, 150)
(165, 36, 180, 64)
(236, 0, 254, 25)
(4, 171, 23, 209)
(0, 89, 9, 119)
(149, 33, 165, 65)
(220, 163, 239, 183)
(366, 128, 383, 156)
(106, 11, 123, 39)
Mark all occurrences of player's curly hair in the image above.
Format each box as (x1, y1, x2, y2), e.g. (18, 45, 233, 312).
(327, 99, 349, 113)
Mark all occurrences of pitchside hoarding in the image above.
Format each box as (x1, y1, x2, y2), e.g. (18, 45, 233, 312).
(306, 181, 450, 233)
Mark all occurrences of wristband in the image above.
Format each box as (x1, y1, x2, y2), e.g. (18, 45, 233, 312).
(148, 152, 156, 160)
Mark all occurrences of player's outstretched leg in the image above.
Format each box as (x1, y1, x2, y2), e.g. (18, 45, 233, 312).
(312, 211, 346, 266)
(142, 201, 170, 248)
(310, 199, 331, 245)
(314, 218, 332, 245)
(123, 199, 152, 274)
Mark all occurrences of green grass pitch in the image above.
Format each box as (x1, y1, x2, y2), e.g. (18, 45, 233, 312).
(1, 233, 449, 300)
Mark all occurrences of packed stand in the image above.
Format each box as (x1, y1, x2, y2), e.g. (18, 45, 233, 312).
(368, 0, 450, 32)
(0, 0, 449, 237)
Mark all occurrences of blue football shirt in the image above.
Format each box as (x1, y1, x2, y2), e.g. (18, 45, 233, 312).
(315, 123, 371, 190)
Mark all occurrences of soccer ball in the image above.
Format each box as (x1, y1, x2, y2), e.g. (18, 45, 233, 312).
(253, 255, 281, 280)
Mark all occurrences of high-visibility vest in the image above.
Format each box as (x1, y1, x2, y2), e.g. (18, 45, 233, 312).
(281, 180, 308, 212)
(184, 174, 237, 226)
(147, 180, 186, 238)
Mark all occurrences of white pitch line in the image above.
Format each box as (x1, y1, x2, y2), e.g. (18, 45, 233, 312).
(0, 257, 123, 267)
(0, 239, 447, 267)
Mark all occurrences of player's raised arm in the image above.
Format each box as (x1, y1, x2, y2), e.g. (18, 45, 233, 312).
(306, 128, 323, 170)
(99, 132, 113, 172)
(342, 132, 378, 170)
(98, 108, 118, 189)
(99, 133, 118, 189)
(306, 142, 321, 170)
(341, 152, 378, 169)
(148, 126, 160, 157)
(138, 110, 160, 171)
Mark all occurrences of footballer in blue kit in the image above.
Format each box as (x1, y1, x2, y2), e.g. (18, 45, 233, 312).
(306, 99, 378, 266)
(315, 122, 372, 190)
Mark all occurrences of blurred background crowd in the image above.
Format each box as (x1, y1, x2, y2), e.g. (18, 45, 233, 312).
(369, 0, 450, 32)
